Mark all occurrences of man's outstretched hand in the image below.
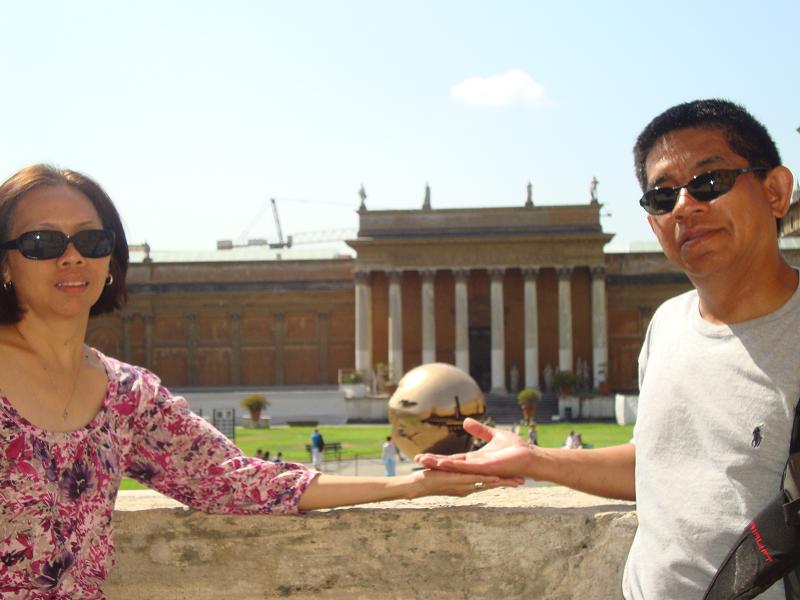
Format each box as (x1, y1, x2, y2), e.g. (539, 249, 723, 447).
(415, 417, 532, 481)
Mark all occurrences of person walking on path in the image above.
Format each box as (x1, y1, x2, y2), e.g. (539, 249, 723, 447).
(382, 436, 399, 476)
(310, 428, 324, 470)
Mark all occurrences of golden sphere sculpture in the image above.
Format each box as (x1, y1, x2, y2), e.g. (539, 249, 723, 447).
(388, 363, 486, 457)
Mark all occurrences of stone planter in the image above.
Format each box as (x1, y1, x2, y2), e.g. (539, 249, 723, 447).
(340, 383, 368, 399)
(615, 394, 638, 425)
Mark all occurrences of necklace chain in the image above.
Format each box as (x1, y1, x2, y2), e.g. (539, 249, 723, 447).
(14, 327, 82, 421)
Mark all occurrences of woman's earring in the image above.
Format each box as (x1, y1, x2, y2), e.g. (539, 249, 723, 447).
(2, 280, 11, 292)
(105, 274, 114, 286)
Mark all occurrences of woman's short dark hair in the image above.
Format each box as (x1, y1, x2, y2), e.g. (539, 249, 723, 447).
(633, 99, 782, 191)
(0, 164, 129, 323)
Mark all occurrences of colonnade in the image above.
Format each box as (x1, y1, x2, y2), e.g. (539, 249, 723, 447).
(354, 265, 608, 393)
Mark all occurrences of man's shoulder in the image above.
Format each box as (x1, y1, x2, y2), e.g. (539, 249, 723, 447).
(652, 289, 698, 322)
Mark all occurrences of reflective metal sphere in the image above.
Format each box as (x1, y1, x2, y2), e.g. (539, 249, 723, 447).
(388, 363, 485, 457)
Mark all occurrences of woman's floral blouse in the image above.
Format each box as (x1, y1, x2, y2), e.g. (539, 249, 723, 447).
(0, 350, 316, 599)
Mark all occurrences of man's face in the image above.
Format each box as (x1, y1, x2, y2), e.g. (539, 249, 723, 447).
(644, 127, 779, 282)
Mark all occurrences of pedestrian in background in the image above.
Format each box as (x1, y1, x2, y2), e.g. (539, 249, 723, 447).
(382, 436, 399, 476)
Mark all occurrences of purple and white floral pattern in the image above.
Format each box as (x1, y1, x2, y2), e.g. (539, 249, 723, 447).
(0, 351, 315, 598)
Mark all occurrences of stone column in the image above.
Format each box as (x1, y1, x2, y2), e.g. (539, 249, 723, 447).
(489, 268, 506, 393)
(272, 312, 285, 386)
(421, 269, 436, 364)
(229, 312, 241, 386)
(354, 271, 372, 373)
(591, 266, 609, 389)
(522, 267, 540, 390)
(185, 313, 198, 385)
(387, 270, 403, 379)
(453, 269, 470, 373)
(318, 311, 330, 384)
(557, 266, 573, 372)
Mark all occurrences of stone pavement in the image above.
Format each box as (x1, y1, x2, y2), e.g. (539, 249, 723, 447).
(304, 455, 415, 477)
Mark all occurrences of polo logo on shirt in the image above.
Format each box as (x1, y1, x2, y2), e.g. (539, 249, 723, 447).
(751, 424, 764, 448)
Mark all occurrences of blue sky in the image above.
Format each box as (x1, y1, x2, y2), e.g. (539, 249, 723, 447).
(1, 0, 798, 251)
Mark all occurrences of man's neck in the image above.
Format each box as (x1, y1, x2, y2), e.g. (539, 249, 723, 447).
(691, 257, 798, 325)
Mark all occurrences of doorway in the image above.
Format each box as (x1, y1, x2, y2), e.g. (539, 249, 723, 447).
(469, 327, 491, 391)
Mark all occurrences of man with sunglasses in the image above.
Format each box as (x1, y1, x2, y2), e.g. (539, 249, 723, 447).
(418, 99, 799, 599)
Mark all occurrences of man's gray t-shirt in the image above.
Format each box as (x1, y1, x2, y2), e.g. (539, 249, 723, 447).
(622, 283, 800, 599)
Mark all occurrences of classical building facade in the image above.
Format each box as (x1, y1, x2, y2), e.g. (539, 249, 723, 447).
(347, 203, 612, 393)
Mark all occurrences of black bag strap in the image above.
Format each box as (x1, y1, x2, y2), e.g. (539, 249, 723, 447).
(790, 397, 800, 455)
(703, 397, 800, 600)
(783, 396, 800, 600)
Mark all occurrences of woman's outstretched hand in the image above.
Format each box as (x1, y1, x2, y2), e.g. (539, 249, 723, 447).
(415, 418, 534, 481)
(297, 459, 522, 510)
(407, 468, 523, 498)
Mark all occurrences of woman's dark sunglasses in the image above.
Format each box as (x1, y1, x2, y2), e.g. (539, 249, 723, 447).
(639, 166, 768, 216)
(0, 229, 116, 260)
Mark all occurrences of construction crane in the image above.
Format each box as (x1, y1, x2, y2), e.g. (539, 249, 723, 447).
(234, 201, 269, 246)
(218, 198, 292, 250)
(268, 198, 292, 249)
(291, 228, 357, 245)
(217, 197, 354, 250)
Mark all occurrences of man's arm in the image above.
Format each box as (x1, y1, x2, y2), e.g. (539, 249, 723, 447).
(416, 418, 635, 501)
(533, 443, 635, 500)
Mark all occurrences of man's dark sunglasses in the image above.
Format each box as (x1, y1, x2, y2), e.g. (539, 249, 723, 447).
(0, 229, 116, 260)
(639, 166, 768, 216)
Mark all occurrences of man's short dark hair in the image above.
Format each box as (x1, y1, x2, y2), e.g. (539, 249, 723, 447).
(0, 164, 129, 323)
(633, 99, 782, 191)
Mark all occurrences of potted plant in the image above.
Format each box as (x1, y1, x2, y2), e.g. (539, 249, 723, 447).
(375, 363, 399, 395)
(517, 387, 539, 425)
(240, 393, 270, 428)
(384, 376, 399, 395)
(342, 369, 363, 384)
(554, 370, 577, 395)
(340, 369, 367, 399)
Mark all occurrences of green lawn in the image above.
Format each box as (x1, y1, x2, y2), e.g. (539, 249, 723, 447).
(524, 422, 634, 449)
(118, 422, 633, 490)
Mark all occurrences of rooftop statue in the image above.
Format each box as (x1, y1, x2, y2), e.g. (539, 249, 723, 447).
(358, 184, 367, 212)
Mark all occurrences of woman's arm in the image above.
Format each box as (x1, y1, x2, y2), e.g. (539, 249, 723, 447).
(297, 470, 520, 511)
(120, 365, 521, 514)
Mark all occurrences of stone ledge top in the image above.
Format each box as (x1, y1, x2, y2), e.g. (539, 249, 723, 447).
(115, 486, 636, 514)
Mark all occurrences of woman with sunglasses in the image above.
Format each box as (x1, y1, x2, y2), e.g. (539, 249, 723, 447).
(0, 164, 517, 598)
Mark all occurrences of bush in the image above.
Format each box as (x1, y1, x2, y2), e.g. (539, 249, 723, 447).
(240, 393, 269, 411)
(342, 370, 364, 384)
(554, 370, 577, 392)
(517, 388, 539, 406)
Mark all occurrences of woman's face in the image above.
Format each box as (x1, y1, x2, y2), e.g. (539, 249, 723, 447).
(1, 185, 111, 323)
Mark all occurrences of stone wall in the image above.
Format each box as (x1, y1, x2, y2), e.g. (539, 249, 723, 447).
(107, 488, 637, 600)
(181, 389, 348, 425)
